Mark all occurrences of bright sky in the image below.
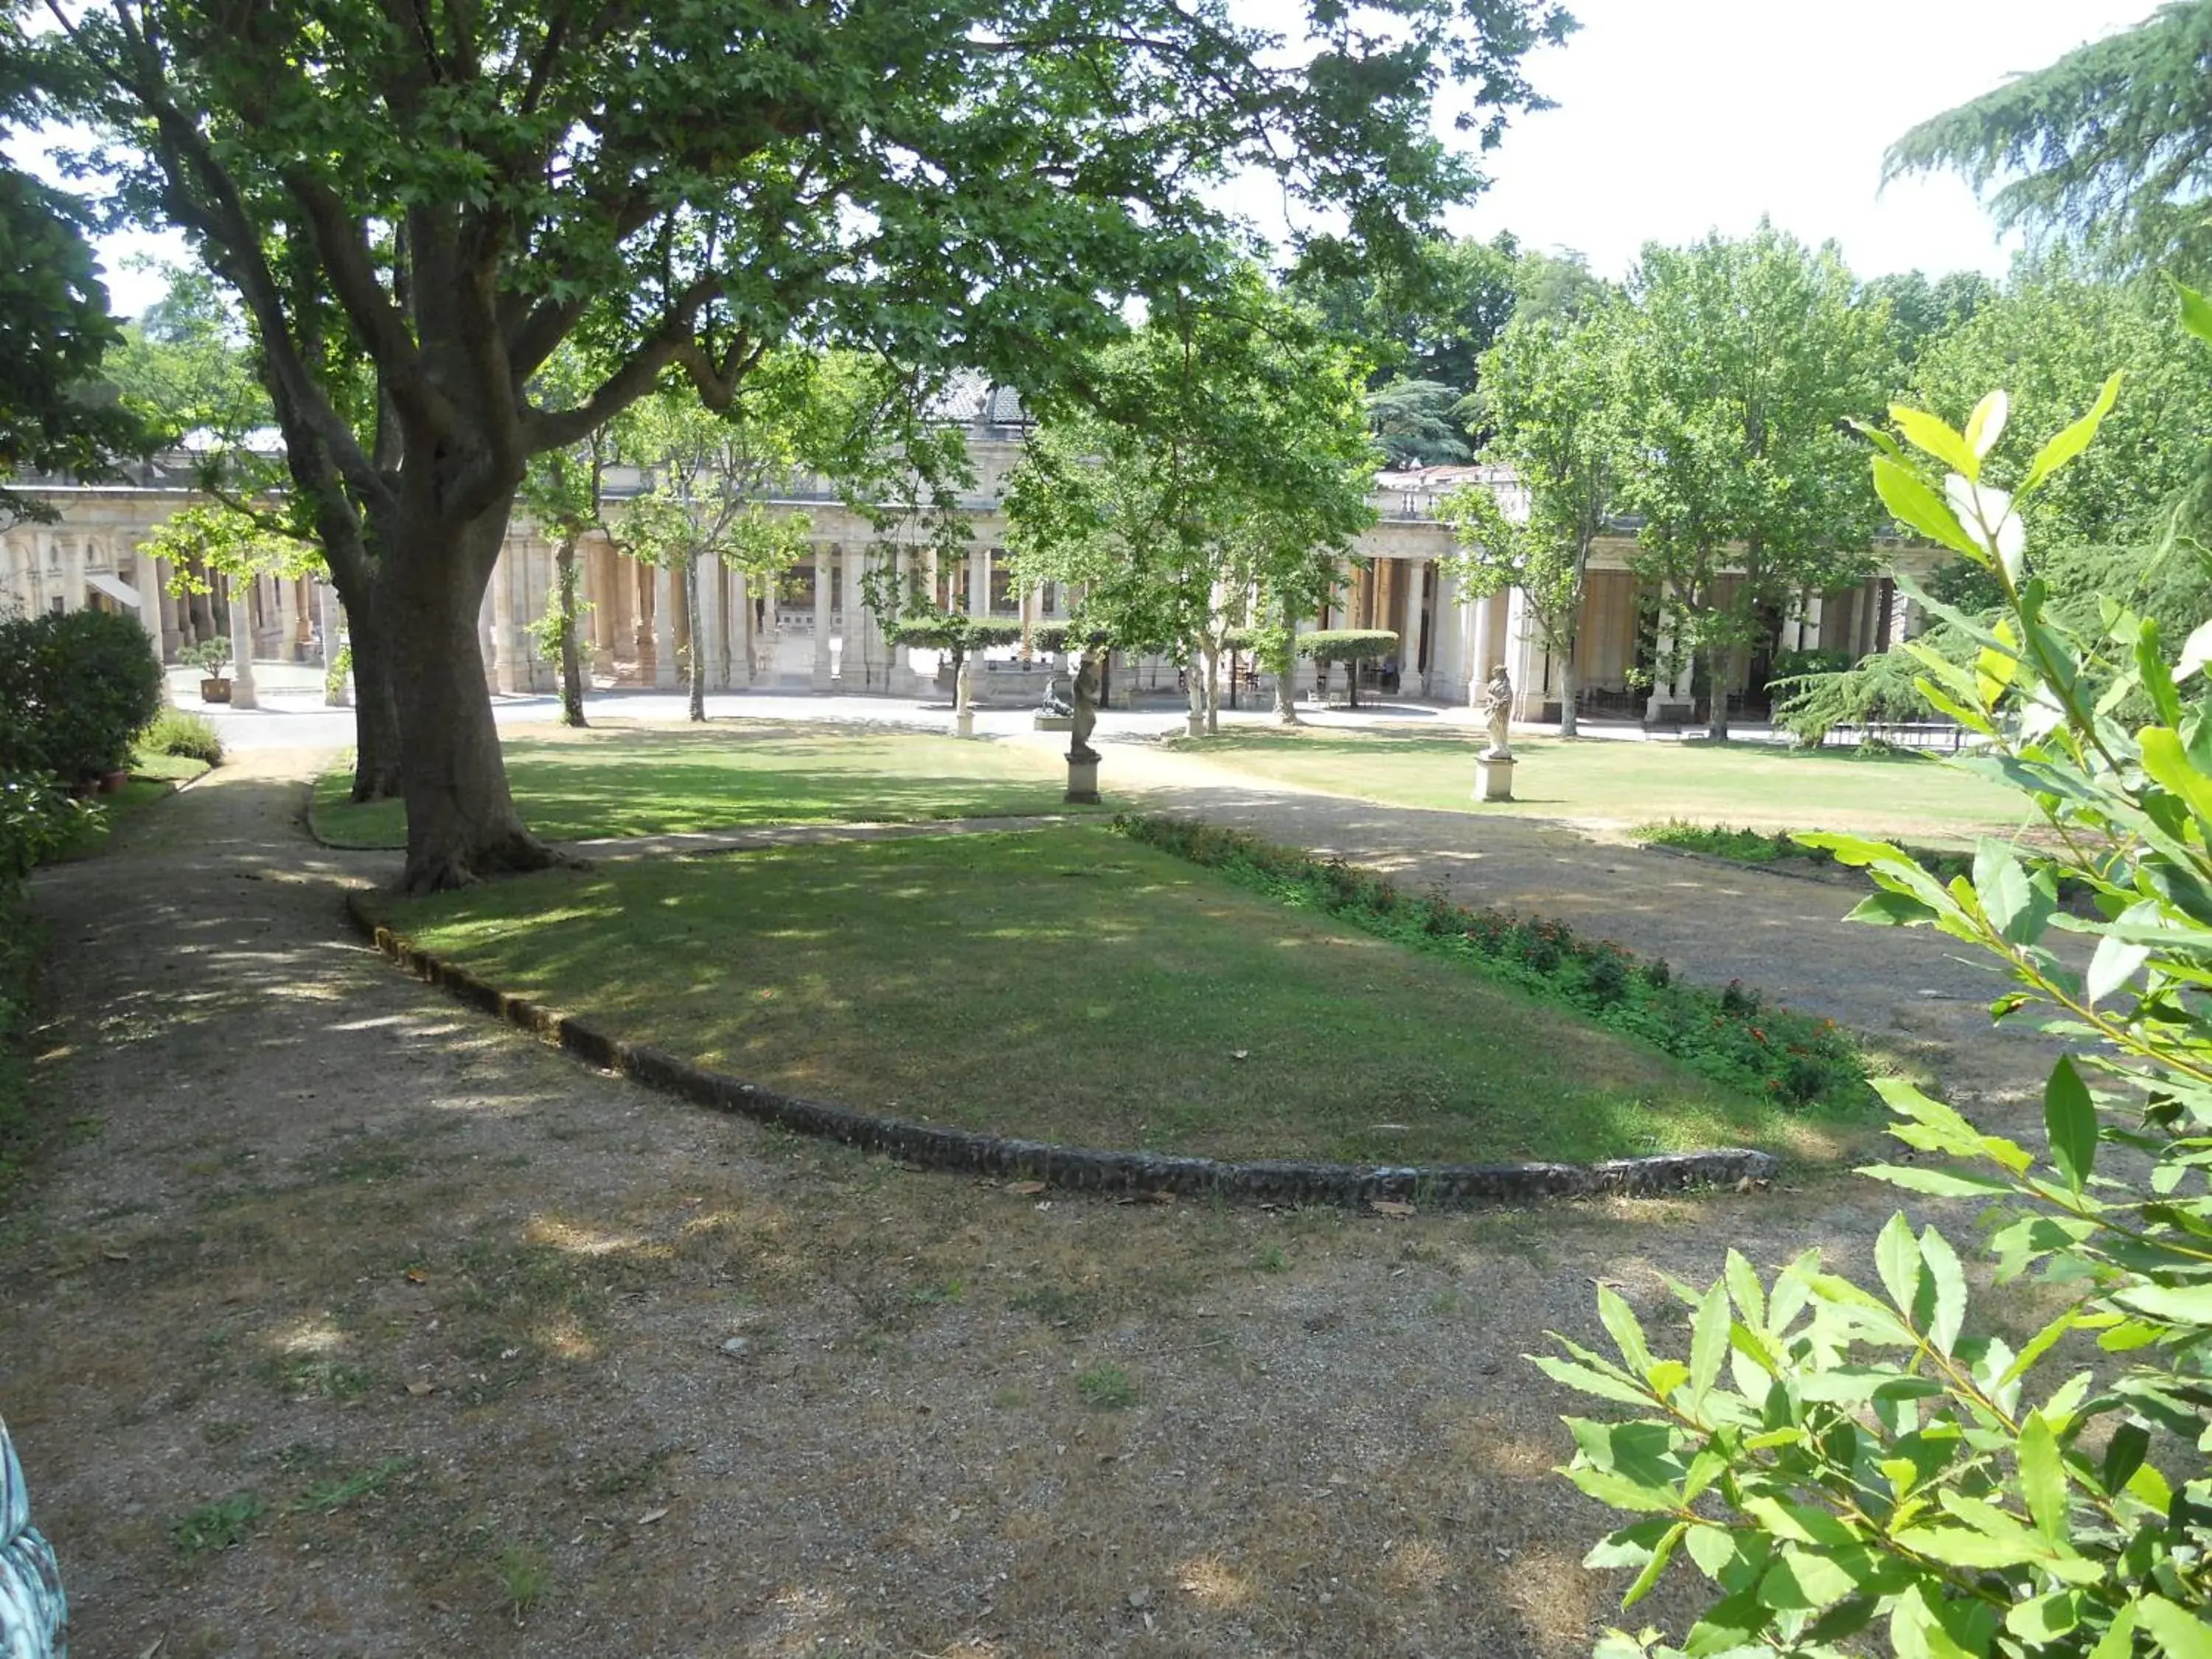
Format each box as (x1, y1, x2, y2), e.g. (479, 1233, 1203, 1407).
(1436, 0, 2157, 282)
(80, 0, 2155, 316)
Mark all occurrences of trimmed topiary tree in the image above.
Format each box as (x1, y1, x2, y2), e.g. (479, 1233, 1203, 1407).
(1295, 627, 1399, 707)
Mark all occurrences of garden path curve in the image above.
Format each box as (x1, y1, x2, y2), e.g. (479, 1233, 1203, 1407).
(0, 744, 2058, 1658)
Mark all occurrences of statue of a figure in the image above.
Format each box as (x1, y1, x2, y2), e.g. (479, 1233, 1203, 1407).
(1478, 664, 1513, 757)
(1039, 668, 1074, 717)
(1068, 651, 1102, 763)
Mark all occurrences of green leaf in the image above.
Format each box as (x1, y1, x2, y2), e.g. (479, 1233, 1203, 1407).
(1847, 890, 1939, 927)
(2176, 277, 2212, 346)
(1622, 1521, 1686, 1608)
(1562, 1463, 1681, 1514)
(2020, 372, 2125, 496)
(2086, 933, 2151, 1007)
(2018, 1412, 2067, 1540)
(2112, 1282, 2212, 1324)
(1877, 1211, 1922, 1317)
(1860, 1164, 2014, 1199)
(1757, 1547, 1863, 1613)
(2140, 1596, 2212, 1659)
(1598, 1285, 1656, 1377)
(1530, 1353, 1657, 1409)
(2006, 1592, 2081, 1645)
(1964, 389, 2008, 461)
(1688, 1281, 1728, 1403)
(1891, 405, 1979, 479)
(1871, 455, 1983, 558)
(1920, 1226, 1966, 1357)
(2140, 724, 2212, 826)
(1723, 1249, 1765, 1330)
(2045, 1056, 2099, 1189)
(2177, 616, 2212, 682)
(2101, 1419, 2149, 1493)
(2090, 1607, 2142, 1659)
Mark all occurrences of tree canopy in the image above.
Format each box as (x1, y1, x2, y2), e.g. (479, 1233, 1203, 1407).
(1887, 1, 2212, 276)
(45, 0, 1571, 888)
(1613, 223, 1891, 739)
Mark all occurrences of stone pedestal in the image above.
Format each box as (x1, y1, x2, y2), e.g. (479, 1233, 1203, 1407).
(1034, 712, 1073, 731)
(1474, 753, 1514, 802)
(956, 707, 975, 739)
(227, 588, 258, 711)
(1065, 757, 1099, 804)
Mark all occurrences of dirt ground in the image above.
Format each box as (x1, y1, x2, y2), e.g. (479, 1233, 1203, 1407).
(0, 743, 2065, 1658)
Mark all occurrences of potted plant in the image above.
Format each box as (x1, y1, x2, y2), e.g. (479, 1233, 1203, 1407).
(181, 639, 233, 703)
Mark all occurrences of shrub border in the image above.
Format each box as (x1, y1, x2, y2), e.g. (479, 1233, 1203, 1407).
(344, 891, 1778, 1206)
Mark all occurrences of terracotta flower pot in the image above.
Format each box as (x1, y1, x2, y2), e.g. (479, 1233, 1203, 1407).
(201, 677, 232, 704)
(100, 769, 131, 794)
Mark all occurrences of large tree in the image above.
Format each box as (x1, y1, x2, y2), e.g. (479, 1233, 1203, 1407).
(45, 0, 1570, 890)
(0, 7, 140, 527)
(1441, 295, 1624, 736)
(1005, 266, 1379, 731)
(1887, 1, 2212, 276)
(1613, 225, 1891, 741)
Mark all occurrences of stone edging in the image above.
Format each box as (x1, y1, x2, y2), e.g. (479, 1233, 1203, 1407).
(344, 891, 1780, 1206)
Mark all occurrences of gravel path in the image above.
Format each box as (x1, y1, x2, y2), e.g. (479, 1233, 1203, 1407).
(0, 745, 2054, 1658)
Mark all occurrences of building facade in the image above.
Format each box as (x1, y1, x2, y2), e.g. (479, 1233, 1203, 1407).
(2, 420, 1938, 724)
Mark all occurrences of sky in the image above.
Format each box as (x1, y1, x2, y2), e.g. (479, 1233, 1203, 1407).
(1430, 0, 2157, 282)
(77, 0, 2159, 317)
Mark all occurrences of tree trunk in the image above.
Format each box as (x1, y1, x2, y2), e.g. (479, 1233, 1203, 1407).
(322, 559, 403, 801)
(1185, 653, 1205, 738)
(383, 503, 554, 892)
(345, 597, 405, 800)
(1557, 654, 1580, 738)
(1203, 641, 1222, 735)
(686, 555, 706, 723)
(1346, 660, 1359, 709)
(1705, 642, 1731, 742)
(1273, 644, 1301, 726)
(556, 535, 587, 728)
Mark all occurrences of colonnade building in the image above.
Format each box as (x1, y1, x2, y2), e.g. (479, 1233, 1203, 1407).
(1, 397, 1938, 724)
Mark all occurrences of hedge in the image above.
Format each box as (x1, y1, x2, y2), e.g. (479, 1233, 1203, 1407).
(1114, 813, 1873, 1113)
(1294, 627, 1398, 664)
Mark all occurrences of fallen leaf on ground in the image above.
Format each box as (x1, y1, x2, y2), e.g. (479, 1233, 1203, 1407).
(102, 1250, 130, 1262)
(1231, 1050, 1249, 1061)
(1369, 1200, 1416, 1218)
(638, 1506, 669, 1526)
(1007, 1180, 1047, 1196)
(405, 1381, 434, 1397)
(404, 1268, 427, 1284)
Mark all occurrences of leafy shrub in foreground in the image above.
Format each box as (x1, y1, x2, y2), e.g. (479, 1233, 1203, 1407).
(0, 609, 164, 782)
(1550, 368, 2212, 1655)
(0, 771, 82, 883)
(1114, 814, 1871, 1113)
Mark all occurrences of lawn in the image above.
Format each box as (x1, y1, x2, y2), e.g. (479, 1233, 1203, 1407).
(1175, 727, 2025, 843)
(378, 824, 1854, 1166)
(312, 720, 1082, 847)
(52, 751, 212, 861)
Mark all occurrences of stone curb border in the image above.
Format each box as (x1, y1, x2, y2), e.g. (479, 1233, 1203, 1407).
(345, 893, 1779, 1206)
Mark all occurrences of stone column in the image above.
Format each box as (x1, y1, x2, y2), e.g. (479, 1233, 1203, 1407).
(490, 551, 520, 694)
(651, 563, 678, 689)
(1505, 586, 1547, 720)
(1646, 587, 1677, 723)
(227, 577, 258, 709)
(695, 560, 723, 692)
(1469, 591, 1495, 708)
(968, 546, 991, 616)
(813, 549, 835, 690)
(1400, 559, 1427, 698)
(131, 549, 166, 661)
(60, 535, 83, 613)
(588, 539, 619, 676)
(1803, 592, 1826, 654)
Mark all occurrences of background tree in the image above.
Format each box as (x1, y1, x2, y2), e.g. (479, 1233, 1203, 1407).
(1860, 267, 1997, 370)
(1006, 267, 1379, 733)
(1908, 253, 2212, 553)
(47, 0, 1571, 890)
(518, 345, 626, 729)
(615, 377, 824, 725)
(1441, 297, 1624, 735)
(0, 6, 141, 528)
(1887, 0, 2212, 276)
(1365, 378, 1472, 467)
(1614, 225, 1891, 740)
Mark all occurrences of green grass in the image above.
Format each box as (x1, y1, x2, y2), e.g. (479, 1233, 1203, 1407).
(173, 1490, 263, 1554)
(377, 825, 1851, 1166)
(50, 751, 211, 862)
(311, 720, 1082, 847)
(1172, 728, 2025, 842)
